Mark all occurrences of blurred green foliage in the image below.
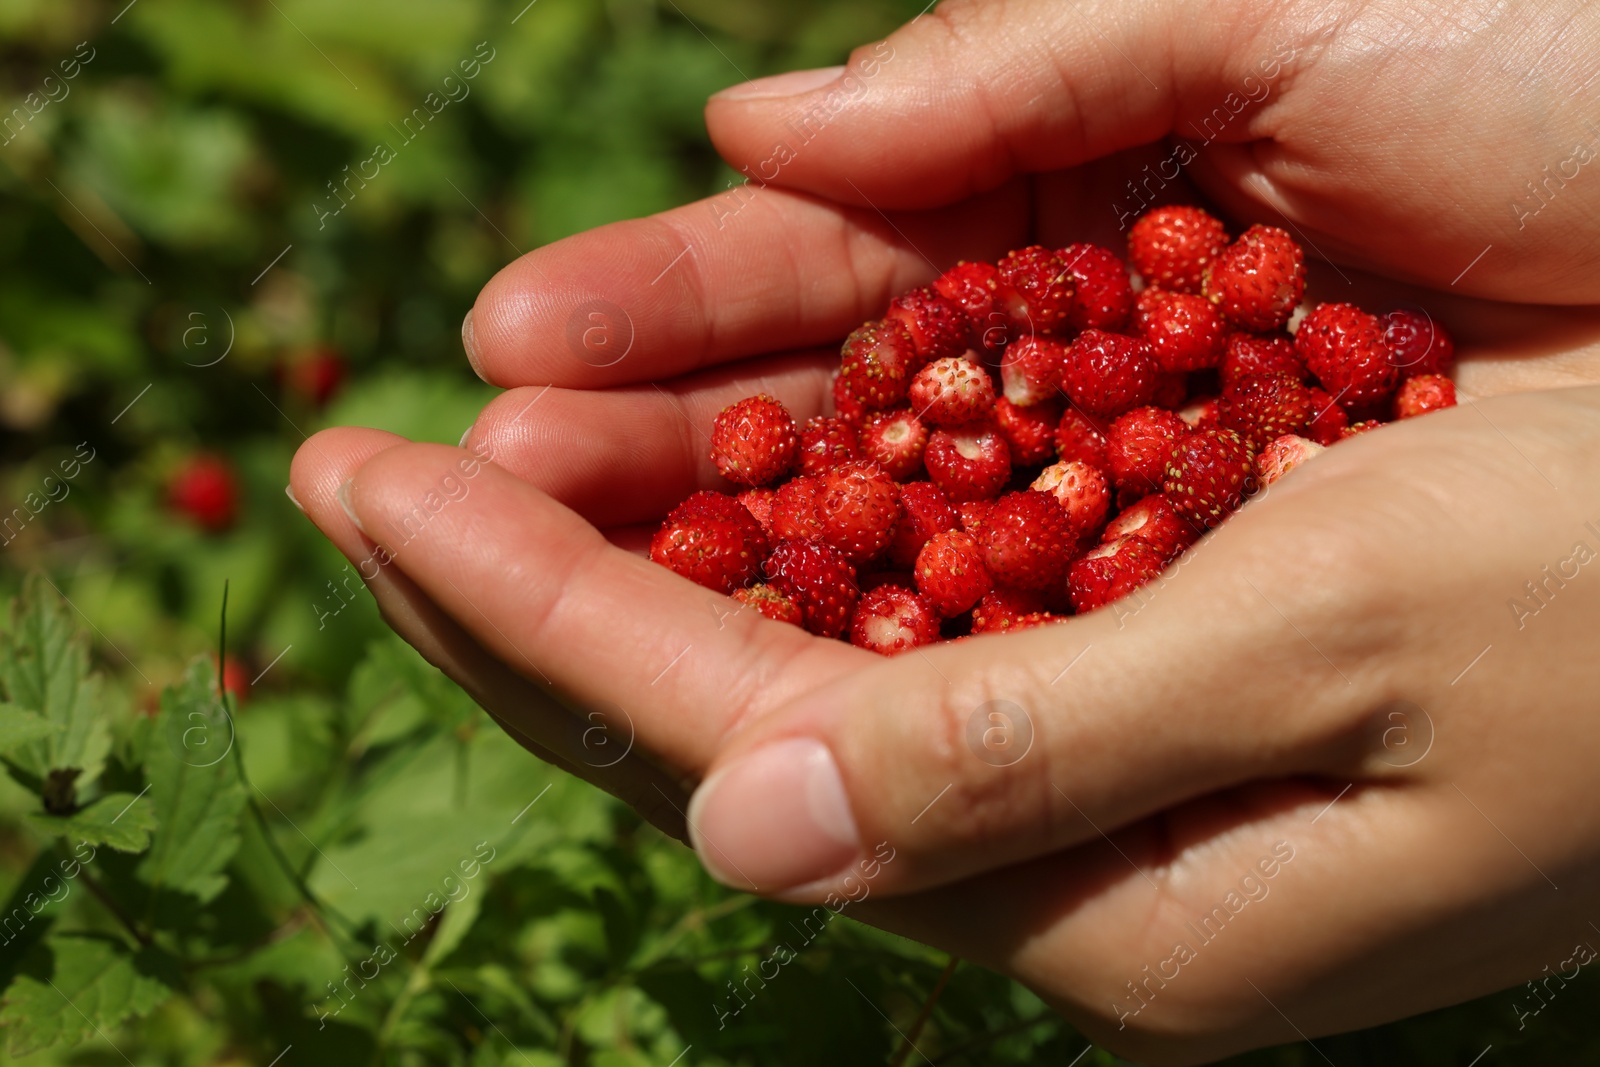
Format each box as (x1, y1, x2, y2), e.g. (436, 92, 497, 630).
(0, 0, 1598, 1063)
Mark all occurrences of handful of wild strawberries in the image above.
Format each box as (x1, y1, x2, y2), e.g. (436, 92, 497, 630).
(649, 205, 1458, 654)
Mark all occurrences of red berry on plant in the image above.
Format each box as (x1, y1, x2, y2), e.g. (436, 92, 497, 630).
(283, 345, 346, 407)
(169, 455, 240, 533)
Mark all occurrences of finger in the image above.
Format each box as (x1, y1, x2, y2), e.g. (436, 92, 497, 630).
(339, 441, 866, 777)
(704, 0, 1290, 210)
(466, 181, 1026, 389)
(290, 428, 694, 839)
(465, 350, 832, 528)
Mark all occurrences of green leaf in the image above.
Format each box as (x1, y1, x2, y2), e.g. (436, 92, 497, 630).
(0, 934, 175, 1056)
(0, 704, 59, 752)
(137, 660, 246, 903)
(0, 574, 112, 790)
(24, 792, 158, 853)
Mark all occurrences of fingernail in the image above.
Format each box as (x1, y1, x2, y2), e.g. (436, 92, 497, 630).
(459, 425, 473, 448)
(462, 309, 485, 382)
(335, 480, 366, 535)
(687, 737, 860, 893)
(713, 65, 844, 101)
(284, 484, 304, 513)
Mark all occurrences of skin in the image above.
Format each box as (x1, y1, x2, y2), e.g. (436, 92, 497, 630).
(289, 0, 1600, 1061)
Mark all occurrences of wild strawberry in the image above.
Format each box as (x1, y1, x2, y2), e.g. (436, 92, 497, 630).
(1221, 331, 1305, 385)
(1133, 288, 1228, 372)
(831, 371, 867, 426)
(1001, 336, 1069, 406)
(839, 319, 918, 408)
(909, 355, 995, 427)
(1256, 434, 1326, 486)
(1006, 611, 1064, 631)
(956, 499, 994, 535)
(213, 654, 250, 705)
(970, 586, 1047, 634)
(169, 455, 239, 533)
(935, 261, 1010, 353)
(914, 529, 992, 616)
(887, 481, 958, 569)
(924, 423, 1011, 502)
(1059, 243, 1135, 331)
(1394, 373, 1458, 418)
(1305, 386, 1350, 445)
(817, 461, 902, 560)
(769, 476, 824, 541)
(710, 394, 799, 486)
(283, 345, 346, 407)
(1102, 493, 1197, 561)
(979, 490, 1077, 590)
(1296, 303, 1400, 410)
(650, 496, 768, 593)
(1060, 329, 1161, 419)
(1031, 460, 1111, 539)
(886, 286, 969, 364)
(1382, 308, 1456, 378)
(1203, 224, 1306, 331)
(1219, 373, 1315, 450)
(1107, 406, 1190, 497)
(764, 540, 859, 638)
(1127, 205, 1229, 294)
(1068, 536, 1167, 613)
(997, 245, 1076, 334)
(857, 408, 928, 481)
(1177, 395, 1221, 430)
(737, 487, 777, 537)
(734, 583, 804, 626)
(1055, 407, 1112, 469)
(1163, 427, 1255, 529)
(994, 397, 1063, 466)
(798, 415, 858, 476)
(1339, 420, 1384, 439)
(849, 585, 941, 655)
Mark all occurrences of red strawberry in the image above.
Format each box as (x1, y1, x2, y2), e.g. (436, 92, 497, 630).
(1006, 611, 1064, 631)
(733, 583, 804, 626)
(887, 481, 958, 569)
(839, 319, 918, 408)
(1068, 536, 1167, 613)
(1107, 406, 1190, 497)
(1219, 373, 1315, 450)
(1055, 407, 1112, 470)
(736, 487, 777, 537)
(886, 286, 969, 364)
(1394, 373, 1458, 418)
(1382, 308, 1456, 378)
(283, 345, 346, 407)
(1256, 434, 1326, 485)
(1127, 205, 1229, 294)
(849, 585, 941, 655)
(956, 499, 994, 535)
(1296, 303, 1400, 410)
(934, 261, 1009, 353)
(1163, 427, 1255, 529)
(832, 371, 866, 426)
(817, 461, 903, 560)
(1177, 395, 1220, 430)
(1060, 329, 1161, 419)
(798, 415, 858, 476)
(994, 396, 1063, 466)
(1101, 493, 1197, 561)
(650, 496, 769, 593)
(1000, 337, 1069, 406)
(909, 355, 995, 427)
(1202, 224, 1306, 331)
(169, 455, 239, 533)
(924, 423, 1011, 502)
(1339, 420, 1384, 439)
(996, 245, 1075, 334)
(710, 394, 798, 486)
(1059, 243, 1135, 331)
(764, 539, 859, 637)
(769, 476, 824, 541)
(857, 408, 928, 481)
(1133, 288, 1227, 372)
(979, 490, 1077, 590)
(1305, 386, 1350, 445)
(1221, 331, 1305, 385)
(970, 587, 1048, 634)
(216, 655, 250, 705)
(914, 529, 993, 616)
(1031, 460, 1111, 539)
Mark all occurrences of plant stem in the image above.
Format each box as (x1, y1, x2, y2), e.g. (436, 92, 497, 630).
(889, 956, 959, 1067)
(71, 855, 152, 948)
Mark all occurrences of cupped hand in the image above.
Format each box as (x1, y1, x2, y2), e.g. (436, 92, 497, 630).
(292, 0, 1600, 1061)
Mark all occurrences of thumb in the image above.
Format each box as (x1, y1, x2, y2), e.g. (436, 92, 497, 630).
(704, 0, 1307, 211)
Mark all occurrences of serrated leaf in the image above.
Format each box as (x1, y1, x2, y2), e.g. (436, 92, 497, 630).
(0, 574, 112, 789)
(137, 660, 246, 903)
(24, 792, 157, 853)
(0, 704, 59, 752)
(0, 934, 175, 1056)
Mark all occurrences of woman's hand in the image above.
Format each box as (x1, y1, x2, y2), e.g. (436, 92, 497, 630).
(292, 0, 1600, 1061)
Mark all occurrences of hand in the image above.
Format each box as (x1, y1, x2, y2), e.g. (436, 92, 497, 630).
(292, 0, 1600, 1061)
